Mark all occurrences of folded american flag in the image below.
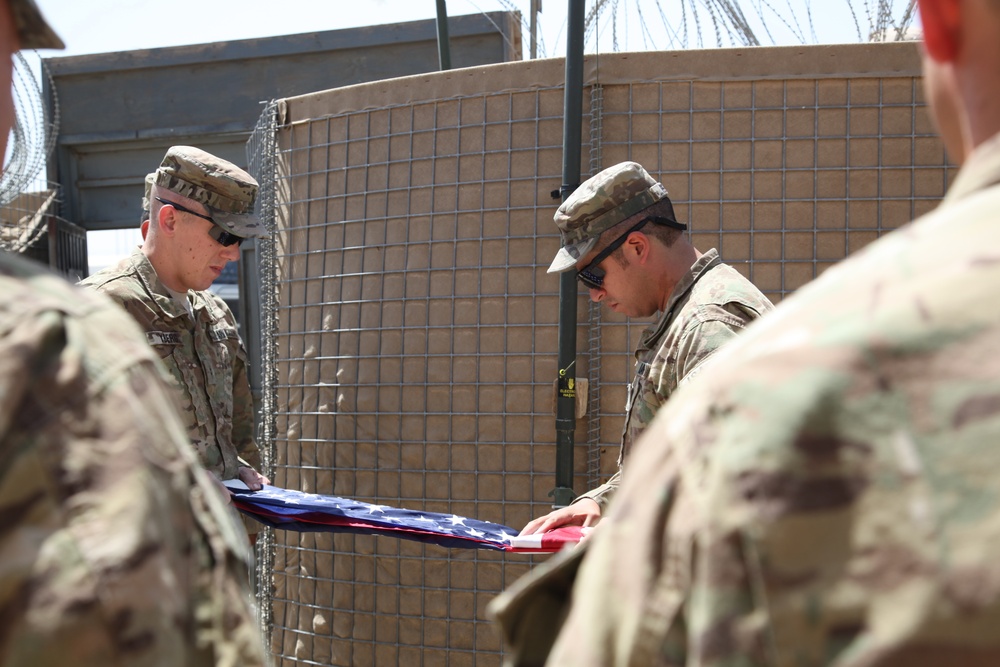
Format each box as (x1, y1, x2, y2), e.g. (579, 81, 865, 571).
(225, 482, 583, 553)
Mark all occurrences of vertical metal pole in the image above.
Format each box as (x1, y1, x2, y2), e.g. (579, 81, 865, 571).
(435, 0, 452, 71)
(530, 0, 541, 59)
(551, 0, 586, 509)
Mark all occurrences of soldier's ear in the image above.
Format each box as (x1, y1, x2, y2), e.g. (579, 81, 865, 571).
(157, 204, 178, 235)
(624, 229, 650, 262)
(919, 0, 961, 62)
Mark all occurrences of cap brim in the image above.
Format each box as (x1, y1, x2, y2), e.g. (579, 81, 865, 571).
(547, 236, 599, 273)
(212, 209, 269, 239)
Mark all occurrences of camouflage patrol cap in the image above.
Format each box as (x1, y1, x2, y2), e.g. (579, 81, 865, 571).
(9, 0, 64, 50)
(154, 145, 267, 239)
(141, 172, 154, 222)
(548, 161, 670, 273)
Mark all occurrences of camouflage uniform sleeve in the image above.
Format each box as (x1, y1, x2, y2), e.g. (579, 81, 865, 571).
(231, 341, 262, 472)
(574, 469, 619, 510)
(579, 315, 752, 510)
(0, 264, 266, 667)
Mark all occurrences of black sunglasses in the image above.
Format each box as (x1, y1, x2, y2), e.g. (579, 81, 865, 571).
(576, 216, 688, 289)
(575, 218, 651, 290)
(155, 196, 246, 247)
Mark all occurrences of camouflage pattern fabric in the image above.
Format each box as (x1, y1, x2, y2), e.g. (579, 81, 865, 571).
(0, 250, 265, 667)
(577, 248, 773, 509)
(548, 161, 675, 273)
(141, 171, 155, 222)
(80, 248, 262, 482)
(153, 146, 267, 239)
(8, 0, 63, 50)
(497, 132, 1000, 666)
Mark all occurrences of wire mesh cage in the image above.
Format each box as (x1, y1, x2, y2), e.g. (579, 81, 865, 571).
(246, 42, 950, 666)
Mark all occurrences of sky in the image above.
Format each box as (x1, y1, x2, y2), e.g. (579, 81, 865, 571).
(26, 0, 919, 269)
(35, 0, 914, 59)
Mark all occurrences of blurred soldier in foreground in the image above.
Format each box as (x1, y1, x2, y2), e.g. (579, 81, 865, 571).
(0, 2, 267, 666)
(520, 162, 772, 536)
(81, 147, 270, 530)
(492, 0, 1000, 664)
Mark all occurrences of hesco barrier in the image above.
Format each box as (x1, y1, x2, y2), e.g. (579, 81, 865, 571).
(247, 42, 952, 666)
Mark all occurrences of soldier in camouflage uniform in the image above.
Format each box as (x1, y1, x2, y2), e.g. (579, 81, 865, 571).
(0, 247, 268, 667)
(0, 3, 266, 665)
(81, 147, 270, 518)
(492, 1, 1000, 664)
(520, 161, 773, 536)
